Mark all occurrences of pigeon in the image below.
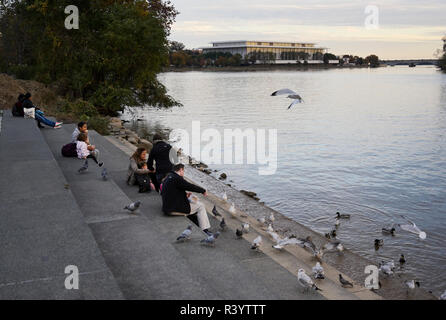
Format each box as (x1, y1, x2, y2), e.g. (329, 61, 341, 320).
(336, 212, 350, 219)
(219, 218, 227, 231)
(398, 216, 427, 239)
(299, 236, 317, 253)
(440, 290, 446, 300)
(242, 223, 250, 233)
(339, 274, 353, 288)
(78, 159, 88, 173)
(382, 227, 396, 236)
(222, 192, 228, 201)
(212, 205, 222, 217)
(124, 201, 141, 213)
(271, 89, 304, 110)
(229, 203, 236, 217)
(200, 231, 220, 246)
(176, 225, 193, 242)
(298, 269, 322, 292)
(251, 236, 262, 250)
(405, 280, 420, 290)
(101, 168, 108, 181)
(399, 254, 406, 265)
(236, 229, 243, 239)
(257, 217, 266, 225)
(312, 262, 325, 280)
(379, 260, 395, 275)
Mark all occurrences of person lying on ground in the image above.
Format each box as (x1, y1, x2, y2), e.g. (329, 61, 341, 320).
(76, 132, 103, 167)
(161, 163, 212, 235)
(12, 93, 25, 117)
(148, 134, 174, 185)
(21, 92, 62, 128)
(127, 147, 156, 192)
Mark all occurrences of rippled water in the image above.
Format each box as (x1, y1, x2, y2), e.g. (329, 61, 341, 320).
(123, 66, 446, 296)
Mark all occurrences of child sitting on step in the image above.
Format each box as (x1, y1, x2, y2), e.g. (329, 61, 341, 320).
(76, 132, 103, 167)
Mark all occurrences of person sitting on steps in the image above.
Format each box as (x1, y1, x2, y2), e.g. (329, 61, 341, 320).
(76, 132, 103, 167)
(161, 163, 212, 236)
(21, 92, 63, 129)
(127, 147, 156, 193)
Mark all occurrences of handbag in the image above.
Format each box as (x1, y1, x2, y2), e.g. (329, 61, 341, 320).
(135, 173, 152, 193)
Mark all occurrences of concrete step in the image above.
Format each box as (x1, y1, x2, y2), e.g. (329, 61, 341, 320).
(0, 111, 123, 299)
(41, 123, 324, 300)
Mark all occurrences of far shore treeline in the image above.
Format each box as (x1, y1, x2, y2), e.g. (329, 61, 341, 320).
(167, 40, 381, 68)
(0, 0, 181, 131)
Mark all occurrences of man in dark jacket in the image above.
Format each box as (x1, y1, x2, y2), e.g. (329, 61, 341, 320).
(161, 164, 212, 235)
(148, 134, 174, 184)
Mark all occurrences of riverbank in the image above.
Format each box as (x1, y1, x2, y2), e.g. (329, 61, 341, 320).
(163, 64, 374, 73)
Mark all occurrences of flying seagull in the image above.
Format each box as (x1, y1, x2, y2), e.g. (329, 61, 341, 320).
(78, 159, 89, 173)
(298, 269, 322, 292)
(398, 215, 427, 239)
(271, 89, 304, 109)
(176, 225, 193, 242)
(124, 201, 141, 213)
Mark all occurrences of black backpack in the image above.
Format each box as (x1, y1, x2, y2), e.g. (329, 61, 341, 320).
(135, 174, 152, 193)
(61, 143, 77, 157)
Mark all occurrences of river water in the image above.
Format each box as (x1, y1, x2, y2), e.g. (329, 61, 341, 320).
(122, 66, 446, 297)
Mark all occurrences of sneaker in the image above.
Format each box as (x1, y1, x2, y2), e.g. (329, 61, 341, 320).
(98, 162, 104, 167)
(203, 229, 213, 237)
(54, 125, 62, 129)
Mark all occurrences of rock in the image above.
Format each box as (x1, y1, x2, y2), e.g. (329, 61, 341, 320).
(127, 136, 139, 145)
(219, 173, 227, 180)
(139, 139, 153, 151)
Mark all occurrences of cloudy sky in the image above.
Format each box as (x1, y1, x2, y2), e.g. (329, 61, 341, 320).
(168, 0, 446, 59)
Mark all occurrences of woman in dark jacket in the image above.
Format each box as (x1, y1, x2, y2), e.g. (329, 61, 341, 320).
(127, 147, 156, 192)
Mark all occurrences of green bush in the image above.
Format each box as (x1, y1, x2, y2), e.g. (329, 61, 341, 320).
(87, 116, 110, 136)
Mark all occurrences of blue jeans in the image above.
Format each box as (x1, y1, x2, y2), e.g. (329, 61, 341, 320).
(35, 110, 56, 127)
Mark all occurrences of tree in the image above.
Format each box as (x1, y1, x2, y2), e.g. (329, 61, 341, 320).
(0, 0, 180, 116)
(170, 51, 187, 67)
(439, 54, 446, 71)
(323, 53, 338, 64)
(169, 41, 185, 52)
(364, 54, 380, 67)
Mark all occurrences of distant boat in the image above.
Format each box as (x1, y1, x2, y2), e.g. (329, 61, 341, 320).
(409, 63, 416, 67)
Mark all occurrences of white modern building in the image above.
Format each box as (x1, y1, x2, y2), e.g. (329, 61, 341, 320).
(201, 40, 328, 63)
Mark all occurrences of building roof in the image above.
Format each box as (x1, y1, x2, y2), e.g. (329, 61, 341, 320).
(210, 40, 317, 45)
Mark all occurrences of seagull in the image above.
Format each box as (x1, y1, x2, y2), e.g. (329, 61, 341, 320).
(269, 213, 275, 223)
(440, 290, 446, 300)
(176, 225, 193, 242)
(398, 216, 427, 239)
(336, 212, 350, 219)
(298, 269, 322, 292)
(267, 224, 274, 233)
(101, 168, 108, 181)
(212, 205, 222, 217)
(242, 223, 250, 233)
(382, 227, 396, 236)
(257, 217, 266, 225)
(405, 280, 420, 290)
(78, 159, 88, 173)
(339, 274, 353, 288)
(220, 218, 227, 231)
(312, 262, 325, 280)
(229, 203, 236, 217)
(222, 192, 228, 201)
(236, 229, 243, 239)
(200, 231, 220, 246)
(399, 254, 406, 265)
(379, 260, 395, 276)
(271, 89, 304, 109)
(272, 236, 304, 250)
(299, 236, 317, 253)
(251, 236, 262, 250)
(124, 201, 141, 213)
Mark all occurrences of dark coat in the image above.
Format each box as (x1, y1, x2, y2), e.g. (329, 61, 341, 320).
(161, 172, 206, 214)
(148, 140, 173, 175)
(21, 98, 35, 109)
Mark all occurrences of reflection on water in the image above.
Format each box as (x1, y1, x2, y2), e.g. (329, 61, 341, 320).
(122, 66, 446, 296)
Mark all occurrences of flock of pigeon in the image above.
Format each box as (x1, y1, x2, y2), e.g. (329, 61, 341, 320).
(78, 158, 109, 181)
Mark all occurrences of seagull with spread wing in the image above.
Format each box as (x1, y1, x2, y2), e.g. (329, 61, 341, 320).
(271, 89, 304, 109)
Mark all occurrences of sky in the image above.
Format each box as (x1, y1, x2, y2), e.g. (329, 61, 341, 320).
(168, 0, 446, 59)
